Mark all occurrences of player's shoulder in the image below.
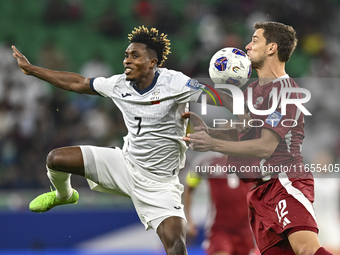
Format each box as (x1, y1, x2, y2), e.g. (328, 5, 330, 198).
(157, 68, 190, 89)
(108, 73, 127, 85)
(247, 80, 259, 89)
(157, 68, 189, 82)
(94, 73, 126, 86)
(272, 74, 299, 88)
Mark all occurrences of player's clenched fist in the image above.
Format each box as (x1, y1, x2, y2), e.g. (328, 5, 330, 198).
(12, 46, 32, 75)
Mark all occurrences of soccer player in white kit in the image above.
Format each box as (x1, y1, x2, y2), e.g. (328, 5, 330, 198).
(12, 26, 204, 255)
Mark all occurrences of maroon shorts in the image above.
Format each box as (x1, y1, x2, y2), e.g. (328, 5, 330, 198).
(203, 230, 258, 255)
(247, 172, 318, 254)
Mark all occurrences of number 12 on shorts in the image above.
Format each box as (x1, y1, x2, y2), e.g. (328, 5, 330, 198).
(275, 199, 291, 228)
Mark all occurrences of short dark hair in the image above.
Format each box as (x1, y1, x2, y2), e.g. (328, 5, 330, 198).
(128, 26, 171, 67)
(254, 22, 297, 62)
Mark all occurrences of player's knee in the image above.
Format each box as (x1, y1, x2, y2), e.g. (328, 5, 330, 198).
(293, 245, 318, 255)
(46, 148, 63, 169)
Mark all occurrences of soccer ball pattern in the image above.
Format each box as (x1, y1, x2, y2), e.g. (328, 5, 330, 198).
(209, 47, 252, 88)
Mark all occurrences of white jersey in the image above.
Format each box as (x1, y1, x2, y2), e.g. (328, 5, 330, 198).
(90, 68, 204, 177)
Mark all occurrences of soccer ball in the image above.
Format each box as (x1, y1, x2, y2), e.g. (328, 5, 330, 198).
(208, 47, 252, 88)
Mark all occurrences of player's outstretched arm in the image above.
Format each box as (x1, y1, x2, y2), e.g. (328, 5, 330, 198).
(184, 127, 280, 158)
(12, 46, 97, 95)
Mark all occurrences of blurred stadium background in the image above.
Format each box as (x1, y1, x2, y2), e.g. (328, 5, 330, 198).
(0, 0, 339, 254)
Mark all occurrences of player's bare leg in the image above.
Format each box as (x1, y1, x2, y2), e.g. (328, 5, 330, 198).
(47, 146, 85, 176)
(157, 216, 187, 255)
(288, 230, 332, 255)
(46, 146, 85, 200)
(29, 146, 84, 212)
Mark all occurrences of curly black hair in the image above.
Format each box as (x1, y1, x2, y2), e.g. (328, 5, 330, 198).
(128, 26, 171, 67)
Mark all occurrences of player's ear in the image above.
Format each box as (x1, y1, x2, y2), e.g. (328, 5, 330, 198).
(149, 58, 158, 68)
(268, 43, 278, 55)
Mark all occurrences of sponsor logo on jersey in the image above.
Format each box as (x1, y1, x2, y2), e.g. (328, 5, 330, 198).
(265, 111, 283, 127)
(283, 217, 291, 228)
(174, 206, 181, 210)
(122, 93, 132, 98)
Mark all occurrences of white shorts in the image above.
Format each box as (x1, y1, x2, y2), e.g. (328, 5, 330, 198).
(80, 145, 186, 231)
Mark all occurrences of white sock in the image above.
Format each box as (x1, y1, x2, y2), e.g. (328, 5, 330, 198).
(47, 167, 73, 201)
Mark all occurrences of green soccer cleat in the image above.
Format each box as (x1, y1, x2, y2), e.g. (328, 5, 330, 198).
(29, 187, 79, 213)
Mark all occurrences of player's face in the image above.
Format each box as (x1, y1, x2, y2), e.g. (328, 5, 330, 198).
(123, 43, 156, 83)
(245, 29, 268, 69)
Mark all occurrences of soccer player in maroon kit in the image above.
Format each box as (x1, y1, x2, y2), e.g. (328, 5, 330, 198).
(183, 22, 333, 255)
(184, 153, 258, 255)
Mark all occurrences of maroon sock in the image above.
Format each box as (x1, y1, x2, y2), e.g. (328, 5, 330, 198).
(314, 247, 333, 255)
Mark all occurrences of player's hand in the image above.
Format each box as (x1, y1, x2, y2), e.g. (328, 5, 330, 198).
(12, 46, 32, 75)
(183, 131, 215, 152)
(182, 111, 209, 133)
(235, 113, 252, 133)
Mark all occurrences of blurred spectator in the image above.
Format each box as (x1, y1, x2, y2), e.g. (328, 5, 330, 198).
(183, 0, 211, 25)
(43, 0, 68, 24)
(153, 1, 181, 34)
(133, 0, 157, 27)
(0, 37, 17, 71)
(37, 39, 70, 71)
(67, 0, 84, 22)
(95, 8, 124, 38)
(197, 14, 223, 54)
(184, 152, 258, 255)
(79, 52, 114, 78)
(43, 0, 83, 24)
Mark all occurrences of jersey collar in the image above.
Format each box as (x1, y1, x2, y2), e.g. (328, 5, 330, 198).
(273, 74, 290, 83)
(132, 70, 160, 95)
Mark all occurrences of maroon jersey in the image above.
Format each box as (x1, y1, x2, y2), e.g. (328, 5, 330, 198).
(228, 75, 309, 182)
(206, 172, 253, 234)
(193, 154, 256, 254)
(191, 154, 253, 233)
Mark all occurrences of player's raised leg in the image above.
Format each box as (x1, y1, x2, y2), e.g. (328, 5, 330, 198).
(29, 146, 84, 213)
(288, 230, 333, 255)
(157, 216, 187, 255)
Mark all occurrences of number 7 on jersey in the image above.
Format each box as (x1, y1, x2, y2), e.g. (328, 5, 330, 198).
(134, 117, 142, 135)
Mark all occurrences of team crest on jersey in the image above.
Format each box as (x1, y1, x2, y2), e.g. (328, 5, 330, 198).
(253, 96, 264, 109)
(265, 111, 282, 127)
(185, 79, 203, 90)
(152, 89, 160, 96)
(150, 89, 160, 101)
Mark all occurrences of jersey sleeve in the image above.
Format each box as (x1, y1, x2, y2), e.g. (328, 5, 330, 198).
(170, 72, 204, 103)
(90, 75, 122, 97)
(263, 84, 302, 139)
